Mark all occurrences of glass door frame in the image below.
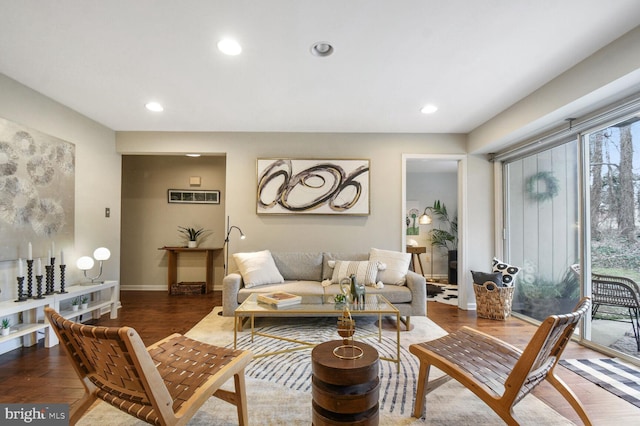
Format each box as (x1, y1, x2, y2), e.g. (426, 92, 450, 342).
(496, 96, 640, 364)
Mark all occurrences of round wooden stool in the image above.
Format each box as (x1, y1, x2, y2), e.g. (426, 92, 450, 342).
(311, 340, 380, 426)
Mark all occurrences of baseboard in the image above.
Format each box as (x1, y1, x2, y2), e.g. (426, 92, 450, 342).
(120, 285, 166, 291)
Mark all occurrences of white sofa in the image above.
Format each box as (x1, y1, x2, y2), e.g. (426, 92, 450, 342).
(222, 251, 427, 326)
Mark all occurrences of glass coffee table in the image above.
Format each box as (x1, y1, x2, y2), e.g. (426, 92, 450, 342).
(234, 293, 401, 371)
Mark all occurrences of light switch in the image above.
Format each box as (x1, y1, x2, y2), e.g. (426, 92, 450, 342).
(105, 207, 110, 218)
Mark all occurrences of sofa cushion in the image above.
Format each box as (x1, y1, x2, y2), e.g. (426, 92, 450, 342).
(272, 252, 323, 281)
(369, 248, 411, 285)
(330, 260, 381, 286)
(322, 252, 369, 280)
(233, 250, 284, 288)
(237, 280, 325, 304)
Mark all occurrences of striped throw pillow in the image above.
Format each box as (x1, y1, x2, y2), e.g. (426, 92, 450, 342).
(330, 260, 380, 286)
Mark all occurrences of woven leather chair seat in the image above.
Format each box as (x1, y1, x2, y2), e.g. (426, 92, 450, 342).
(45, 307, 252, 426)
(410, 298, 592, 425)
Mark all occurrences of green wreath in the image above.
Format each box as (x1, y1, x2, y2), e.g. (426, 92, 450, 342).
(525, 171, 559, 202)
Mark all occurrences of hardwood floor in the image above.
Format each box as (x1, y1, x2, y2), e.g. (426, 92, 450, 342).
(0, 291, 637, 425)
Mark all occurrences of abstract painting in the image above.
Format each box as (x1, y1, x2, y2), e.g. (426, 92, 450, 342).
(0, 117, 75, 261)
(257, 158, 370, 215)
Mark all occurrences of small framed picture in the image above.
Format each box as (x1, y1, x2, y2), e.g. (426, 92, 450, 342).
(168, 189, 220, 204)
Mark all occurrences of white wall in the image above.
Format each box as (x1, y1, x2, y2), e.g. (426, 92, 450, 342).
(0, 74, 120, 354)
(464, 155, 495, 309)
(117, 133, 472, 250)
(0, 74, 121, 297)
(469, 25, 640, 154)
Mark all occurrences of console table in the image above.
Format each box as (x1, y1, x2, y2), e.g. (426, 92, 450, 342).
(0, 280, 119, 350)
(159, 247, 222, 294)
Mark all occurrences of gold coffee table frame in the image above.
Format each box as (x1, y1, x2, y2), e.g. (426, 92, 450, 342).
(234, 293, 401, 372)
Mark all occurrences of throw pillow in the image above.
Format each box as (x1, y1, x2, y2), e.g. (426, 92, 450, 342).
(369, 248, 411, 285)
(232, 250, 284, 288)
(471, 270, 503, 287)
(322, 252, 369, 280)
(330, 260, 381, 286)
(492, 257, 520, 286)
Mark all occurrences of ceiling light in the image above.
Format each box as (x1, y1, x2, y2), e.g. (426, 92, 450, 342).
(218, 38, 242, 56)
(420, 105, 438, 114)
(310, 42, 334, 57)
(145, 102, 164, 112)
(186, 154, 201, 157)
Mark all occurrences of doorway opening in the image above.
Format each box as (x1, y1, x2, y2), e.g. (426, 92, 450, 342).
(402, 154, 467, 309)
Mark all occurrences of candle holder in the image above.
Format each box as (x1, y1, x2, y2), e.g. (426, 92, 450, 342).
(26, 259, 34, 298)
(59, 264, 67, 293)
(333, 308, 363, 360)
(50, 257, 56, 293)
(14, 277, 27, 302)
(34, 275, 45, 299)
(45, 265, 54, 295)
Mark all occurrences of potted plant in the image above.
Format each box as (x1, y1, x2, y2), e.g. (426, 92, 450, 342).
(1, 318, 10, 336)
(80, 296, 89, 310)
(515, 267, 579, 321)
(71, 297, 80, 311)
(426, 200, 458, 283)
(178, 226, 208, 248)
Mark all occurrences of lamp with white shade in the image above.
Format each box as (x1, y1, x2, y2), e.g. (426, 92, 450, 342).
(77, 247, 111, 283)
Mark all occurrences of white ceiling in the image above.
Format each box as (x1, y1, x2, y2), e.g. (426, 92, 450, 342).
(1, 1, 639, 134)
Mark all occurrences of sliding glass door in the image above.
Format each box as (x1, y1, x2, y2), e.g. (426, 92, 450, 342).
(502, 106, 640, 362)
(584, 115, 640, 360)
(504, 140, 580, 321)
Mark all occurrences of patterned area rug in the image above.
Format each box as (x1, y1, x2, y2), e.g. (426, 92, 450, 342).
(560, 358, 640, 408)
(78, 308, 575, 425)
(426, 282, 458, 305)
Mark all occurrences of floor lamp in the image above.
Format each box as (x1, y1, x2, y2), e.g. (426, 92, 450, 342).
(224, 216, 246, 276)
(418, 208, 434, 282)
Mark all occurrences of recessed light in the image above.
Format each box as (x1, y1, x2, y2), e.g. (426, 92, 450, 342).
(310, 42, 334, 57)
(218, 38, 242, 56)
(420, 105, 438, 114)
(145, 102, 164, 112)
(185, 154, 201, 157)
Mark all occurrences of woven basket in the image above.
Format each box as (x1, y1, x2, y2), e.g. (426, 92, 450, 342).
(473, 281, 515, 320)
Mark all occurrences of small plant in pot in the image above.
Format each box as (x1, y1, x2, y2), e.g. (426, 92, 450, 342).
(1, 318, 10, 336)
(178, 226, 209, 248)
(80, 296, 89, 309)
(71, 297, 80, 311)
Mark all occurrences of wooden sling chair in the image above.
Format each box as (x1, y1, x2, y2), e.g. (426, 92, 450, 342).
(409, 297, 592, 426)
(44, 307, 253, 426)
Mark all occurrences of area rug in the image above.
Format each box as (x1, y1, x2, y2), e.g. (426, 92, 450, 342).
(560, 358, 640, 408)
(427, 282, 458, 306)
(78, 308, 574, 425)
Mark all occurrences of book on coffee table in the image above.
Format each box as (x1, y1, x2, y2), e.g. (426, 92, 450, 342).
(257, 292, 302, 308)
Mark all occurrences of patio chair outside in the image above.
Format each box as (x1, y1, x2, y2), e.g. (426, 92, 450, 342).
(44, 307, 253, 426)
(571, 264, 640, 351)
(409, 297, 592, 425)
